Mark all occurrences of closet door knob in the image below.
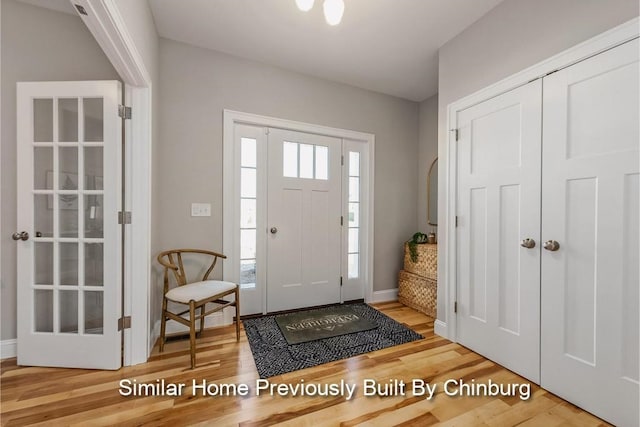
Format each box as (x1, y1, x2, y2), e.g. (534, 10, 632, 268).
(520, 238, 536, 249)
(543, 240, 560, 251)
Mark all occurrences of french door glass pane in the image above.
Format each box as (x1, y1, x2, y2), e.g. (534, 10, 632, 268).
(58, 98, 78, 142)
(84, 195, 104, 238)
(241, 198, 257, 228)
(241, 229, 257, 259)
(59, 290, 79, 333)
(34, 194, 53, 238)
(240, 260, 256, 287)
(59, 199, 78, 237)
(349, 152, 360, 176)
(348, 228, 359, 253)
(58, 148, 78, 186)
(34, 147, 53, 189)
(84, 291, 103, 334)
(83, 98, 104, 142)
(34, 290, 53, 332)
(315, 145, 328, 180)
(348, 202, 359, 227)
(299, 143, 314, 179)
(241, 168, 256, 198)
(60, 242, 78, 286)
(33, 99, 53, 142)
(348, 254, 359, 279)
(349, 177, 360, 202)
(34, 242, 53, 286)
(85, 243, 104, 286)
(84, 147, 103, 189)
(283, 141, 298, 177)
(241, 138, 257, 167)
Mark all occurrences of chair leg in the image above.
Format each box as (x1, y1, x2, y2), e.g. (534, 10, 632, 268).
(189, 300, 197, 369)
(235, 286, 240, 342)
(159, 297, 168, 353)
(199, 305, 206, 335)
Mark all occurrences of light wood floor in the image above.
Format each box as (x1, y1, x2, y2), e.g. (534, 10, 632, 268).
(1, 302, 609, 426)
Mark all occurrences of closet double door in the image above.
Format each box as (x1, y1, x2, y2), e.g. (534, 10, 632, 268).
(457, 38, 639, 427)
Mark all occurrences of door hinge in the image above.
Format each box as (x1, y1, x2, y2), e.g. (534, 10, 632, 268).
(451, 129, 459, 141)
(455, 216, 459, 227)
(118, 105, 132, 120)
(454, 301, 458, 313)
(118, 316, 131, 331)
(341, 216, 344, 226)
(341, 155, 344, 166)
(340, 276, 343, 287)
(118, 211, 132, 224)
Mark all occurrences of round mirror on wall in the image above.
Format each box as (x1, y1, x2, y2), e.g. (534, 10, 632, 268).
(427, 158, 438, 226)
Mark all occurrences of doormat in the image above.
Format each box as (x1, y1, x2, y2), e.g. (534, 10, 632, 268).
(275, 304, 377, 345)
(243, 303, 423, 378)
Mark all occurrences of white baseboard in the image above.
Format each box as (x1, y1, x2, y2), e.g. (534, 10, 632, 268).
(370, 288, 398, 303)
(434, 320, 448, 339)
(1, 339, 17, 359)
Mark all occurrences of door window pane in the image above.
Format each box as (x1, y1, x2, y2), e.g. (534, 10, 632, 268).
(241, 199, 257, 228)
(241, 168, 256, 198)
(34, 242, 53, 286)
(59, 198, 78, 237)
(241, 138, 257, 167)
(59, 290, 78, 333)
(283, 141, 298, 177)
(58, 148, 78, 185)
(85, 195, 103, 238)
(34, 194, 53, 238)
(34, 147, 53, 190)
(58, 98, 78, 142)
(315, 145, 328, 180)
(60, 242, 78, 286)
(241, 229, 256, 259)
(83, 98, 103, 142)
(299, 143, 314, 179)
(240, 260, 256, 288)
(34, 99, 53, 142)
(349, 152, 360, 177)
(85, 243, 104, 287)
(348, 228, 359, 253)
(349, 177, 360, 202)
(84, 147, 103, 189)
(34, 290, 54, 333)
(349, 203, 359, 227)
(348, 254, 359, 279)
(84, 291, 103, 334)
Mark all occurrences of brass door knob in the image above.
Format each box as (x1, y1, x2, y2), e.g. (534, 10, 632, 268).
(12, 231, 29, 241)
(520, 238, 536, 249)
(543, 240, 560, 251)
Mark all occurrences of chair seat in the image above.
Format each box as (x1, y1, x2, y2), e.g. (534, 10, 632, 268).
(166, 280, 237, 304)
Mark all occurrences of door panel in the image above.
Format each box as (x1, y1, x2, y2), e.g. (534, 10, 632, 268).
(457, 79, 542, 383)
(541, 39, 639, 427)
(267, 129, 341, 312)
(17, 81, 121, 369)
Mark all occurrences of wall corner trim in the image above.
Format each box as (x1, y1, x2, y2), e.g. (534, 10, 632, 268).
(1, 339, 17, 360)
(371, 288, 398, 303)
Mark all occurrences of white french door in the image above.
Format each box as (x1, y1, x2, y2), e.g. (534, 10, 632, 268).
(16, 81, 122, 369)
(540, 38, 639, 427)
(266, 129, 342, 312)
(456, 80, 542, 383)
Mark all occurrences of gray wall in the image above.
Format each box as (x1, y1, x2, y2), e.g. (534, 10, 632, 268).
(417, 94, 438, 234)
(0, 0, 119, 340)
(436, 0, 639, 323)
(156, 39, 419, 303)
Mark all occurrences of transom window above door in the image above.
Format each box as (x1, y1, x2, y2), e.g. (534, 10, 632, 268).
(283, 141, 329, 180)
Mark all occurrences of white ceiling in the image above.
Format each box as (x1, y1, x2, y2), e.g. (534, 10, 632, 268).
(19, 0, 504, 102)
(149, 0, 504, 102)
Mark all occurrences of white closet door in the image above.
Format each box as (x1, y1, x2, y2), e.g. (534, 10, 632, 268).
(456, 79, 542, 383)
(541, 38, 639, 427)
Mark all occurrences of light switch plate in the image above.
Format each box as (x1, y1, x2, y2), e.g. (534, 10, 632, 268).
(191, 203, 211, 217)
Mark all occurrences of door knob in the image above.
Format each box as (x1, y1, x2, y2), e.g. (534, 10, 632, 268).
(270, 227, 278, 234)
(543, 240, 560, 251)
(520, 238, 536, 249)
(12, 231, 29, 241)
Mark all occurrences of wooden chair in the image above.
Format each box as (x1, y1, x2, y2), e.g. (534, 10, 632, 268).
(157, 249, 240, 369)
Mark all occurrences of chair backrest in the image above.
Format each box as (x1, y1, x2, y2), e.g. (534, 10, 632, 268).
(157, 249, 226, 288)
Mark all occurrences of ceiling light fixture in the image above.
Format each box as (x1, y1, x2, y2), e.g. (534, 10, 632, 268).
(295, 0, 344, 26)
(295, 0, 315, 12)
(323, 0, 344, 26)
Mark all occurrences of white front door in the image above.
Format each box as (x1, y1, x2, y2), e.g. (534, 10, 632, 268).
(266, 128, 342, 312)
(541, 39, 639, 427)
(456, 80, 542, 383)
(16, 81, 122, 369)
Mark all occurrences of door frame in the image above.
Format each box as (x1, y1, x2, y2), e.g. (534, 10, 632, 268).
(73, 0, 152, 365)
(440, 17, 639, 342)
(222, 110, 376, 314)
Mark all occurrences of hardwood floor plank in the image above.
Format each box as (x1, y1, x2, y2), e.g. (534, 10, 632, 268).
(0, 303, 609, 426)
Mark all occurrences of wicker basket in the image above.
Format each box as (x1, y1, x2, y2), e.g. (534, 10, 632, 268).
(404, 243, 437, 279)
(398, 270, 437, 318)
